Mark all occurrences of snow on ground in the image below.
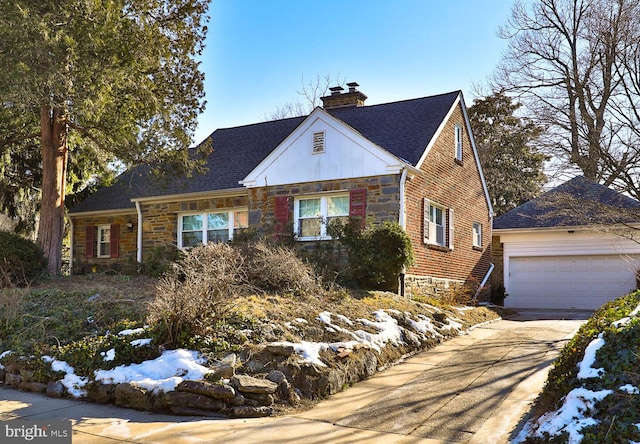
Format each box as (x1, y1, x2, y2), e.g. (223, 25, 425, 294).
(94, 349, 212, 393)
(275, 308, 464, 367)
(512, 301, 640, 444)
(3, 307, 469, 400)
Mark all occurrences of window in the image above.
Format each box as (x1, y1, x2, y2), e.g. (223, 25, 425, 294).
(473, 222, 483, 248)
(178, 209, 248, 248)
(97, 225, 111, 257)
(454, 124, 463, 161)
(312, 131, 325, 154)
(423, 199, 454, 249)
(294, 194, 350, 240)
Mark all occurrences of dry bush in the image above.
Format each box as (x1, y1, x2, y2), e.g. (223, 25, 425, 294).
(241, 240, 319, 296)
(147, 243, 244, 345)
(439, 276, 483, 306)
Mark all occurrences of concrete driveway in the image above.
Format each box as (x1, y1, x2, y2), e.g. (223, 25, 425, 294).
(0, 310, 588, 443)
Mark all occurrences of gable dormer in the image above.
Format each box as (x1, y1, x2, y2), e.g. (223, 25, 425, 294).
(240, 107, 412, 188)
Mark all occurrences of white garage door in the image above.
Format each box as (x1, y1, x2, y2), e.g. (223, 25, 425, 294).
(507, 255, 638, 309)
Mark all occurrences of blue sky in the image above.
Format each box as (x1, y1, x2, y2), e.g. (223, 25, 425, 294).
(194, 0, 516, 144)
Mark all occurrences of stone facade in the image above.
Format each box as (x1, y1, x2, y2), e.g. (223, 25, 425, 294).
(71, 177, 400, 273)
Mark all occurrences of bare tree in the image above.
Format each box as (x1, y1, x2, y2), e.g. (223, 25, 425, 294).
(495, 0, 640, 198)
(265, 74, 346, 120)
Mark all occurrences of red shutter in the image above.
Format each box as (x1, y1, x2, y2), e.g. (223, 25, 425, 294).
(349, 188, 367, 228)
(110, 224, 120, 258)
(85, 226, 95, 258)
(274, 196, 290, 235)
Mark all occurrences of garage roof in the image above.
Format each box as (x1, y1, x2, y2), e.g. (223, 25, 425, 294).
(494, 175, 640, 230)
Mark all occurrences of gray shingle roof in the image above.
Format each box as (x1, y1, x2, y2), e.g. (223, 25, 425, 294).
(70, 91, 460, 214)
(493, 175, 640, 230)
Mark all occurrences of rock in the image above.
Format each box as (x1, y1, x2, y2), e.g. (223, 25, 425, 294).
(433, 312, 447, 324)
(210, 365, 234, 380)
(163, 391, 226, 411)
(230, 375, 277, 394)
(176, 380, 235, 399)
(229, 393, 245, 406)
(220, 353, 237, 366)
(243, 392, 274, 405)
(244, 359, 266, 374)
(318, 370, 345, 396)
(266, 370, 287, 385)
(231, 406, 273, 418)
(19, 369, 35, 382)
(169, 406, 228, 417)
(19, 381, 46, 393)
(265, 344, 294, 357)
(362, 351, 378, 377)
(86, 383, 115, 404)
(114, 384, 153, 411)
(46, 381, 65, 398)
(275, 379, 291, 400)
(5, 373, 21, 387)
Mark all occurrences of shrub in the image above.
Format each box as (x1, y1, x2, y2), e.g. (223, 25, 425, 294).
(329, 219, 414, 291)
(138, 244, 183, 277)
(0, 231, 47, 287)
(147, 243, 244, 346)
(241, 240, 318, 296)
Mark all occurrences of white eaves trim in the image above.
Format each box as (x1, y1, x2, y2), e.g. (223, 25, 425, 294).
(240, 107, 419, 188)
(130, 187, 248, 205)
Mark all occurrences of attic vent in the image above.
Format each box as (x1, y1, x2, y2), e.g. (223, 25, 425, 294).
(312, 131, 325, 153)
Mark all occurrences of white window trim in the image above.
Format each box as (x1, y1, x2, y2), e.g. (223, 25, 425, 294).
(423, 199, 454, 250)
(454, 124, 463, 161)
(97, 225, 111, 258)
(177, 208, 248, 248)
(473, 222, 483, 248)
(294, 193, 349, 241)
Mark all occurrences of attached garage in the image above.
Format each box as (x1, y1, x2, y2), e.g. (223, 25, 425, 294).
(492, 176, 640, 310)
(507, 255, 638, 309)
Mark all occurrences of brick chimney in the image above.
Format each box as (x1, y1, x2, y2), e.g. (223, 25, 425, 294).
(320, 82, 368, 109)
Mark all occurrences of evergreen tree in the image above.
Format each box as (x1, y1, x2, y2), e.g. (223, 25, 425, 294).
(0, 0, 210, 273)
(468, 92, 547, 216)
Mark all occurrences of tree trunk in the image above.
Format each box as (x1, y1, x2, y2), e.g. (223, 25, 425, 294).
(37, 106, 68, 274)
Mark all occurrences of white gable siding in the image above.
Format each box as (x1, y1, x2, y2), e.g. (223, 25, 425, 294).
(241, 109, 406, 188)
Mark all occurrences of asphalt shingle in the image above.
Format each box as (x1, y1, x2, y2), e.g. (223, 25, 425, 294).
(493, 175, 640, 230)
(70, 91, 460, 213)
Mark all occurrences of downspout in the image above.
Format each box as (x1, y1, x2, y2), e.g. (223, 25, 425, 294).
(398, 167, 409, 297)
(136, 202, 143, 265)
(68, 217, 74, 275)
(474, 262, 494, 300)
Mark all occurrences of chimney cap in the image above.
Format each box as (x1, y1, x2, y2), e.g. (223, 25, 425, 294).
(347, 82, 360, 92)
(329, 86, 344, 95)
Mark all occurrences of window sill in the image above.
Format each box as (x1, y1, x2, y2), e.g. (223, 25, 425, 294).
(454, 158, 464, 166)
(472, 245, 483, 252)
(426, 243, 450, 253)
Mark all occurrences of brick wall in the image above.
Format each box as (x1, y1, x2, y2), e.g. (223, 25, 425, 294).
(404, 103, 492, 295)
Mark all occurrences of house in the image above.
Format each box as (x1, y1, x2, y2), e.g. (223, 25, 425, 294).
(68, 83, 494, 297)
(492, 175, 640, 310)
